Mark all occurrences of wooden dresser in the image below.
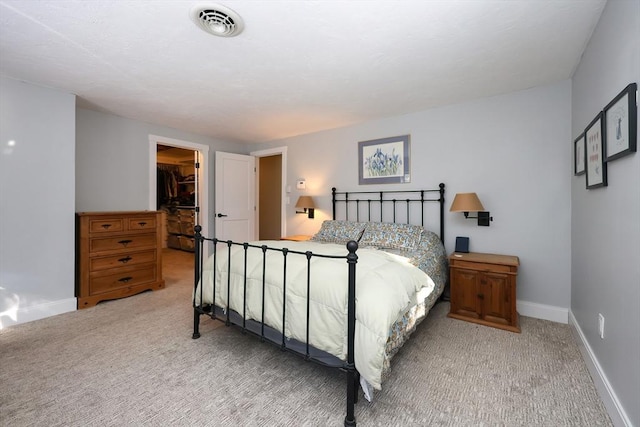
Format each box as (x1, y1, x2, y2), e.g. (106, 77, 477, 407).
(448, 252, 520, 333)
(76, 211, 165, 309)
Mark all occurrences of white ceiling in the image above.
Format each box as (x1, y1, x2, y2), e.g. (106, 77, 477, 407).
(0, 0, 606, 144)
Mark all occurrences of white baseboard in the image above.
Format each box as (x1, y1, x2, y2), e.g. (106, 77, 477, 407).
(569, 311, 631, 427)
(517, 300, 568, 323)
(0, 298, 76, 329)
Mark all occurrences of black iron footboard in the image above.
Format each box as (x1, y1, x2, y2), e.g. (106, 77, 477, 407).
(191, 226, 360, 427)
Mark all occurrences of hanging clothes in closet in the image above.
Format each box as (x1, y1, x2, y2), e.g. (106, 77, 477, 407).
(157, 164, 180, 209)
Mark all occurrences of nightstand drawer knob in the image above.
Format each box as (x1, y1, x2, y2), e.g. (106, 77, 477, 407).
(101, 224, 112, 229)
(138, 221, 147, 227)
(477, 293, 484, 299)
(118, 239, 133, 247)
(118, 256, 133, 264)
(118, 276, 133, 283)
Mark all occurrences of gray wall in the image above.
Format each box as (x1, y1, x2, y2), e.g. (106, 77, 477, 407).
(258, 80, 573, 319)
(76, 107, 250, 215)
(571, 0, 639, 425)
(3, 4, 636, 420)
(0, 97, 250, 328)
(0, 76, 76, 326)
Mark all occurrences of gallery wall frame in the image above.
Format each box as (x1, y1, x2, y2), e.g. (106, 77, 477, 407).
(604, 82, 637, 162)
(358, 135, 410, 185)
(585, 112, 607, 189)
(574, 133, 586, 176)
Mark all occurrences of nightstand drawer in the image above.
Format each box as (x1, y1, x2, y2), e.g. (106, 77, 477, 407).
(280, 235, 311, 241)
(451, 260, 513, 273)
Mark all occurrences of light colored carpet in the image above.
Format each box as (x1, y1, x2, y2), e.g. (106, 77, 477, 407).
(0, 249, 612, 426)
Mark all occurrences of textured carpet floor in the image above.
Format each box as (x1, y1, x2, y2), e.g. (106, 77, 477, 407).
(0, 249, 612, 426)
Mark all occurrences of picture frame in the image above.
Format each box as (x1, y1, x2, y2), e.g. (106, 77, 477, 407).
(604, 82, 637, 162)
(358, 135, 410, 185)
(585, 112, 607, 189)
(574, 133, 586, 176)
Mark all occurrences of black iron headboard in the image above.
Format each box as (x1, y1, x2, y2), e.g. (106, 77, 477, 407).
(331, 183, 445, 243)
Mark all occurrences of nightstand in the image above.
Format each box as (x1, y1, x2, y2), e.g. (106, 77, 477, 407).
(448, 252, 520, 333)
(280, 235, 311, 242)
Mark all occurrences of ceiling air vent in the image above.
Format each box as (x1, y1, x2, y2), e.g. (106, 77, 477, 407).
(190, 3, 244, 37)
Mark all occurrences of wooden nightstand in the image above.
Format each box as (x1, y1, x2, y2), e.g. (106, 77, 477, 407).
(448, 252, 520, 333)
(280, 235, 311, 242)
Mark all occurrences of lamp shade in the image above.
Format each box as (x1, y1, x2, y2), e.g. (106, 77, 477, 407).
(449, 193, 485, 212)
(295, 196, 316, 209)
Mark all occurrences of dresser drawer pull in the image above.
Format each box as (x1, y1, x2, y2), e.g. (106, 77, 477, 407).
(118, 239, 133, 247)
(138, 221, 147, 227)
(477, 293, 484, 300)
(118, 256, 133, 264)
(101, 224, 112, 229)
(118, 277, 133, 283)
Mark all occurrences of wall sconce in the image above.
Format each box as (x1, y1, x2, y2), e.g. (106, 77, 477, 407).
(450, 193, 493, 226)
(295, 196, 316, 219)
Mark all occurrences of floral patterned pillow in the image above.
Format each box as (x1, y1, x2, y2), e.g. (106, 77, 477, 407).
(359, 222, 424, 250)
(310, 220, 367, 244)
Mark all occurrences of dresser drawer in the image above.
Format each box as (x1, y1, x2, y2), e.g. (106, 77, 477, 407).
(90, 233, 157, 253)
(89, 249, 157, 271)
(127, 216, 157, 231)
(89, 218, 124, 234)
(89, 264, 157, 295)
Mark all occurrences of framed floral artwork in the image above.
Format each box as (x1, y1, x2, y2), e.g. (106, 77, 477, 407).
(585, 112, 607, 189)
(604, 82, 637, 162)
(358, 135, 410, 185)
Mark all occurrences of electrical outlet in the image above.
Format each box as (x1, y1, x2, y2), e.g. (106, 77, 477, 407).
(598, 313, 605, 339)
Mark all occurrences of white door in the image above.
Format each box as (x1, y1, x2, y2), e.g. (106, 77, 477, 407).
(215, 151, 256, 242)
(192, 150, 200, 225)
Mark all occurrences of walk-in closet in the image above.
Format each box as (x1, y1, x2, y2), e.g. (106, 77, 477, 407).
(156, 145, 198, 254)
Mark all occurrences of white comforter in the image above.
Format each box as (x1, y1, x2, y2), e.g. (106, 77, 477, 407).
(195, 240, 435, 390)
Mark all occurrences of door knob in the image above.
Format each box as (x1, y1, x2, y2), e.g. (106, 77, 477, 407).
(217, 213, 228, 218)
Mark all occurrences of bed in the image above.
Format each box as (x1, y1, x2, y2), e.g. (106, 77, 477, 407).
(192, 184, 447, 426)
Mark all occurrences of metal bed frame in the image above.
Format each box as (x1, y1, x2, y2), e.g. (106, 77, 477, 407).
(191, 184, 445, 426)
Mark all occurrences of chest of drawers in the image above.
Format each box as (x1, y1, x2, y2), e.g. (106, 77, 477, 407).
(76, 211, 165, 309)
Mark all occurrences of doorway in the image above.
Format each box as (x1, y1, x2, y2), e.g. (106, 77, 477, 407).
(258, 155, 282, 239)
(148, 135, 210, 284)
(251, 146, 288, 239)
(157, 145, 197, 250)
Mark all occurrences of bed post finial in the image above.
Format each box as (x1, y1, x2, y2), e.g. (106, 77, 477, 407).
(332, 187, 337, 220)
